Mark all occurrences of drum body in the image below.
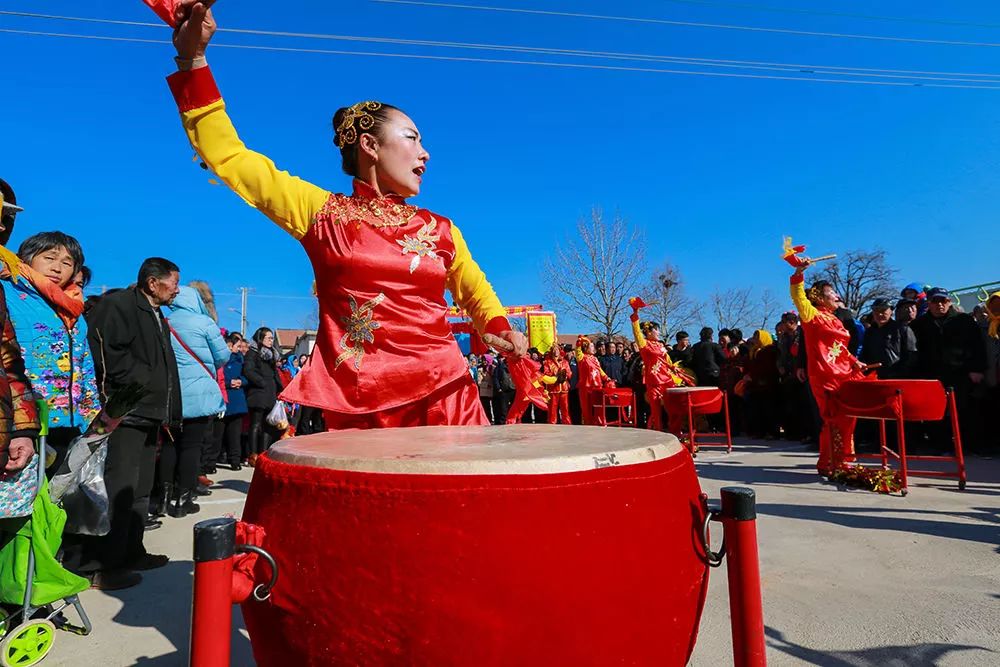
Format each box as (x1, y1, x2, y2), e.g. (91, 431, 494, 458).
(241, 425, 708, 666)
(665, 386, 725, 415)
(835, 379, 947, 421)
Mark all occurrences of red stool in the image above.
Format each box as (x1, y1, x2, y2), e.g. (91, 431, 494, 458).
(664, 387, 733, 454)
(593, 387, 636, 427)
(831, 379, 966, 494)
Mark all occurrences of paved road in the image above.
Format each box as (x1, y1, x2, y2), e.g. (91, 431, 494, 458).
(44, 440, 999, 666)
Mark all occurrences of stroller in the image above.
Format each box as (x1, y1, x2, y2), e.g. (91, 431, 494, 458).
(0, 401, 91, 666)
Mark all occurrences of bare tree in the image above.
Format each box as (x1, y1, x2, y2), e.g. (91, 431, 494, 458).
(754, 288, 780, 331)
(707, 287, 754, 333)
(543, 208, 647, 338)
(642, 262, 703, 337)
(810, 248, 898, 315)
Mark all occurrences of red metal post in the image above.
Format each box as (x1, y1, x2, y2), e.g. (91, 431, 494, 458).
(720, 487, 767, 667)
(191, 518, 237, 667)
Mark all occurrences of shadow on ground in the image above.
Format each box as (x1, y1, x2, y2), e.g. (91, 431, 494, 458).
(766, 626, 994, 666)
(104, 560, 253, 665)
(757, 503, 1000, 551)
(213, 479, 251, 494)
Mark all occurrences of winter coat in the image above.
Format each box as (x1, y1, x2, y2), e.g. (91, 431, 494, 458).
(243, 345, 283, 411)
(859, 319, 917, 379)
(910, 308, 987, 384)
(223, 352, 249, 416)
(2, 278, 100, 430)
(0, 284, 39, 446)
(163, 286, 230, 419)
(87, 287, 182, 426)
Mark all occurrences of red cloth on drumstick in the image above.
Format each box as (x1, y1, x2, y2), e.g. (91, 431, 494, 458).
(140, 0, 179, 26)
(232, 521, 266, 603)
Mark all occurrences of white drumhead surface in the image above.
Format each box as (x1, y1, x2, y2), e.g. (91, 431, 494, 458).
(268, 424, 684, 475)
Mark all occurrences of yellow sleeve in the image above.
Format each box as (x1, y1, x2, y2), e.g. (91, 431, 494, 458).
(169, 68, 330, 240)
(790, 275, 818, 323)
(540, 374, 558, 385)
(574, 347, 584, 362)
(631, 317, 647, 349)
(446, 224, 510, 335)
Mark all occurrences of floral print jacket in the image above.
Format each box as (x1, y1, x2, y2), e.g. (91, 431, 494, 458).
(2, 278, 101, 431)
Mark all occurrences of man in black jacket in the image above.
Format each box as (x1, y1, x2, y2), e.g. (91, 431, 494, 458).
(691, 327, 726, 386)
(75, 258, 182, 590)
(860, 299, 917, 379)
(910, 288, 987, 454)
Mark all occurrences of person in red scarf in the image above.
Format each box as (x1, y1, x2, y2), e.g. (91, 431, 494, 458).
(788, 260, 866, 476)
(164, 2, 527, 429)
(575, 336, 613, 426)
(542, 345, 572, 425)
(628, 298, 694, 431)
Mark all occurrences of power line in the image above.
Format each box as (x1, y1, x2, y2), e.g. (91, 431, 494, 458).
(6, 27, 1000, 89)
(662, 0, 1000, 30)
(372, 0, 1000, 48)
(3, 11, 1000, 83)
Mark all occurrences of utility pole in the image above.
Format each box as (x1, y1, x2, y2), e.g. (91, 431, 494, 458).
(238, 287, 253, 337)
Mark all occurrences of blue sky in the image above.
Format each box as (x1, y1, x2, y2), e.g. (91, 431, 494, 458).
(4, 0, 1000, 335)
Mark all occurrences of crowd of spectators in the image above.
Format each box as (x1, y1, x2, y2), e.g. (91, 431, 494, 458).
(468, 284, 1000, 460)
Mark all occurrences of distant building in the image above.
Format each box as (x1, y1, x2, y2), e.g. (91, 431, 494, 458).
(275, 328, 317, 359)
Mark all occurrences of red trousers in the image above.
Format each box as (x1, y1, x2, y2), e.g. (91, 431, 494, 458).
(579, 388, 605, 426)
(505, 391, 533, 425)
(813, 387, 857, 475)
(324, 375, 489, 430)
(547, 392, 571, 425)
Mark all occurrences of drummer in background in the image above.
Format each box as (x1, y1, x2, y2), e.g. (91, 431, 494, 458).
(788, 260, 866, 477)
(628, 297, 694, 432)
(575, 336, 613, 426)
(165, 2, 527, 429)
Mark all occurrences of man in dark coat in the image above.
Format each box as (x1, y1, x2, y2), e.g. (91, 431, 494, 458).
(76, 257, 182, 590)
(860, 299, 917, 379)
(910, 287, 987, 454)
(691, 327, 726, 386)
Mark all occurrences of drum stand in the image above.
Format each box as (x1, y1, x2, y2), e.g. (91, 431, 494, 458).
(831, 383, 967, 494)
(594, 387, 636, 427)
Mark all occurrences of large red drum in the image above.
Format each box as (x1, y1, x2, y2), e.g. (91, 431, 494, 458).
(834, 379, 947, 421)
(241, 425, 709, 666)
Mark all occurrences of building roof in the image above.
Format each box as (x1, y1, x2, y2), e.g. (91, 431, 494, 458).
(275, 328, 312, 350)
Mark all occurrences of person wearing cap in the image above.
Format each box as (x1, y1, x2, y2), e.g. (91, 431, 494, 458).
(895, 297, 918, 326)
(859, 298, 917, 379)
(910, 287, 987, 454)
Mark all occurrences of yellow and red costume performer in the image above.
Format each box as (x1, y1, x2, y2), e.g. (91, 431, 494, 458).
(575, 336, 613, 426)
(542, 346, 572, 425)
(628, 297, 694, 433)
(167, 68, 512, 428)
(785, 243, 866, 476)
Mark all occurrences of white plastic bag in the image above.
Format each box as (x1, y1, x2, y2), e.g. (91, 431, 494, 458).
(266, 401, 289, 430)
(59, 440, 111, 536)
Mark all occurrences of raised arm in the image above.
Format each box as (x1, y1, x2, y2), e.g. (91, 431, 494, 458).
(789, 268, 819, 324)
(169, 2, 329, 239)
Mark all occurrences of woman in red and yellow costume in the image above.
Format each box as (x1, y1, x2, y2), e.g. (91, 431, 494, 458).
(167, 3, 527, 428)
(575, 336, 613, 426)
(542, 345, 572, 425)
(787, 258, 866, 476)
(628, 298, 694, 432)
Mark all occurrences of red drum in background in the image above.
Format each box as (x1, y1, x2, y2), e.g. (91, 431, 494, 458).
(241, 425, 709, 666)
(834, 379, 947, 421)
(664, 387, 733, 453)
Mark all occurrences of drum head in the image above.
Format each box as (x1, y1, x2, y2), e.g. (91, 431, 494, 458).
(268, 424, 684, 475)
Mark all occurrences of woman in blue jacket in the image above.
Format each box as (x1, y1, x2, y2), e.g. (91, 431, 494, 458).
(3, 232, 101, 471)
(162, 284, 229, 517)
(222, 331, 248, 471)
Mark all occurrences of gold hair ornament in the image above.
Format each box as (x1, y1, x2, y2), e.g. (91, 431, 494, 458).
(335, 101, 383, 149)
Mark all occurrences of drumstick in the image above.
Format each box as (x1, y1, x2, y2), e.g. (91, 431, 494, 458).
(482, 333, 515, 353)
(808, 254, 837, 263)
(861, 362, 882, 374)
